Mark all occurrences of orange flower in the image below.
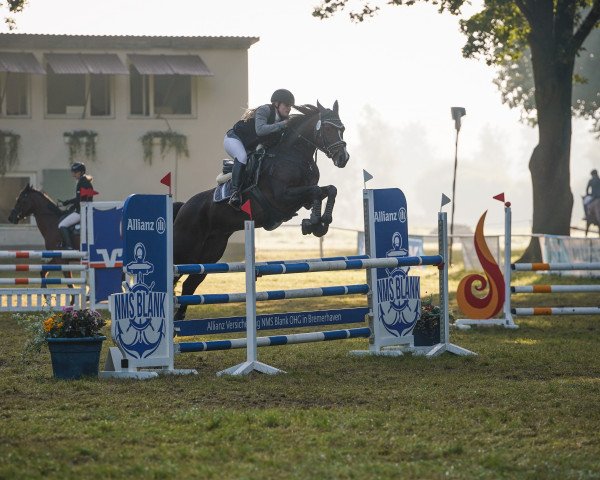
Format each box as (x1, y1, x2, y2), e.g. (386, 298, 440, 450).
(43, 317, 54, 333)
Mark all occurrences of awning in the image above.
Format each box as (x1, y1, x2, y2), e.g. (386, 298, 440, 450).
(45, 53, 128, 74)
(0, 52, 45, 74)
(128, 54, 213, 76)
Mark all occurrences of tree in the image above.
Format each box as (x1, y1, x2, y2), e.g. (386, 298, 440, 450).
(314, 0, 600, 260)
(495, 26, 600, 136)
(1, 0, 27, 30)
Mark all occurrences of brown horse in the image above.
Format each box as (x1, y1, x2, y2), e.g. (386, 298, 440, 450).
(173, 101, 350, 320)
(7, 184, 78, 286)
(585, 197, 600, 237)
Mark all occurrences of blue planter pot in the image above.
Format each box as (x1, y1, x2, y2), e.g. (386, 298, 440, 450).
(47, 336, 106, 380)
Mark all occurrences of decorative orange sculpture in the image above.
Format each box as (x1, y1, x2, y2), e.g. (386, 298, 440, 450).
(456, 211, 505, 319)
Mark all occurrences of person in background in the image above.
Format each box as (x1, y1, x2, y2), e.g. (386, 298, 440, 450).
(584, 169, 600, 219)
(58, 162, 94, 249)
(223, 88, 295, 209)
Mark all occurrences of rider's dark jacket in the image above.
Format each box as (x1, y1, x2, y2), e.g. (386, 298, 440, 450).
(63, 174, 94, 213)
(230, 104, 286, 150)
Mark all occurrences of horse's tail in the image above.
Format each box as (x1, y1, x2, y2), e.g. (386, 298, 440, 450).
(173, 201, 184, 221)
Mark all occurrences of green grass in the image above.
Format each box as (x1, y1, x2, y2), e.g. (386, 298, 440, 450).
(1, 257, 599, 479)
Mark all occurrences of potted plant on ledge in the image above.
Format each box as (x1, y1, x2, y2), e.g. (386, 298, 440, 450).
(18, 307, 107, 379)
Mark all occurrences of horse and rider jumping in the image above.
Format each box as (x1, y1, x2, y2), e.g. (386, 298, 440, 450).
(173, 93, 350, 320)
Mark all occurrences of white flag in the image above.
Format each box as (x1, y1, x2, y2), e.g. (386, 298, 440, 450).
(363, 169, 373, 183)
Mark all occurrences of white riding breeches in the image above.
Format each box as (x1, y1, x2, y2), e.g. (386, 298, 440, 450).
(58, 212, 80, 228)
(223, 135, 248, 165)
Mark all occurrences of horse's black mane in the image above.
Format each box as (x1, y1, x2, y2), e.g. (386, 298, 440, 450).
(287, 104, 320, 129)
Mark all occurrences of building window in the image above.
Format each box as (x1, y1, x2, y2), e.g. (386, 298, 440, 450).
(1, 72, 29, 116)
(42, 169, 73, 204)
(130, 68, 192, 117)
(47, 71, 85, 115)
(130, 66, 149, 116)
(90, 75, 111, 116)
(154, 75, 191, 115)
(0, 174, 34, 225)
(46, 68, 112, 117)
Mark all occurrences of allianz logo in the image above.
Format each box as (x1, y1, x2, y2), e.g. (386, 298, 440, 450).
(126, 217, 166, 234)
(374, 208, 407, 223)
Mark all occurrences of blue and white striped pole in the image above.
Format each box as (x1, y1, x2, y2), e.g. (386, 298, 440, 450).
(178, 327, 371, 353)
(174, 254, 370, 275)
(254, 255, 442, 276)
(176, 284, 369, 306)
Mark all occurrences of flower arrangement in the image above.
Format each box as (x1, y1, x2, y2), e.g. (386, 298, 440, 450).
(413, 296, 455, 345)
(413, 297, 443, 337)
(17, 307, 106, 357)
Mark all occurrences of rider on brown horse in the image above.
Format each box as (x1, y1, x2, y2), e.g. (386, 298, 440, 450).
(59, 162, 94, 249)
(223, 89, 295, 209)
(584, 169, 600, 217)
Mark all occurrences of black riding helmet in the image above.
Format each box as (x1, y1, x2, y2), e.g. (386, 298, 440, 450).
(271, 89, 295, 106)
(71, 162, 86, 174)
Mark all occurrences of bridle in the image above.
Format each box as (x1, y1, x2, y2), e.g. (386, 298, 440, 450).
(9, 196, 28, 222)
(290, 112, 347, 159)
(9, 189, 61, 223)
(315, 113, 347, 158)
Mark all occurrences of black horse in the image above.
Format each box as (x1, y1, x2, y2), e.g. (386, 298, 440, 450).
(173, 101, 350, 320)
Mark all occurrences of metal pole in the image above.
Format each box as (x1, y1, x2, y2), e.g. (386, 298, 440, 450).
(449, 106, 466, 266)
(503, 203, 518, 328)
(439, 211, 450, 344)
(449, 128, 459, 265)
(245, 220, 258, 363)
(217, 221, 284, 376)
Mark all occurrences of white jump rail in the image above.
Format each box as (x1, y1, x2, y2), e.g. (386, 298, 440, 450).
(0, 249, 87, 312)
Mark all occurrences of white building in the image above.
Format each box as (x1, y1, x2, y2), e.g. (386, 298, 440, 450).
(0, 33, 258, 254)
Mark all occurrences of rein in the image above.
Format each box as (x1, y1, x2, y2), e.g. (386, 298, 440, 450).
(15, 190, 64, 221)
(288, 113, 346, 160)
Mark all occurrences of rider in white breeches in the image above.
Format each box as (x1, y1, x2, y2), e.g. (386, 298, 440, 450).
(223, 89, 294, 209)
(58, 162, 95, 249)
(58, 211, 80, 229)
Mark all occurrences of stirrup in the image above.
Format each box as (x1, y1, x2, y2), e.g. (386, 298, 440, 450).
(229, 191, 242, 210)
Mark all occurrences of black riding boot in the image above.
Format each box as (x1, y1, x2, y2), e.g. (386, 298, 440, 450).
(59, 227, 73, 250)
(228, 159, 246, 210)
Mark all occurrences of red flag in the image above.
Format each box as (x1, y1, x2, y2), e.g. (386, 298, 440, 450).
(80, 187, 99, 197)
(241, 200, 253, 219)
(493, 193, 505, 203)
(160, 172, 172, 187)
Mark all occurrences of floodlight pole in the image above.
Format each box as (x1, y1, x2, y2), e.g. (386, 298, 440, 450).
(449, 107, 466, 265)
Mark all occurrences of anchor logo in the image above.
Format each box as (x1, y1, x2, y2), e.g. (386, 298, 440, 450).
(112, 242, 167, 359)
(377, 233, 420, 337)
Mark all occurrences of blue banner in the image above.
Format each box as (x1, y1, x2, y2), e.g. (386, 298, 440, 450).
(89, 206, 123, 303)
(110, 195, 172, 365)
(367, 188, 421, 343)
(175, 307, 369, 336)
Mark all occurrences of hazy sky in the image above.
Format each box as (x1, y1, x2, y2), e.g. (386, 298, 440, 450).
(6, 0, 599, 233)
